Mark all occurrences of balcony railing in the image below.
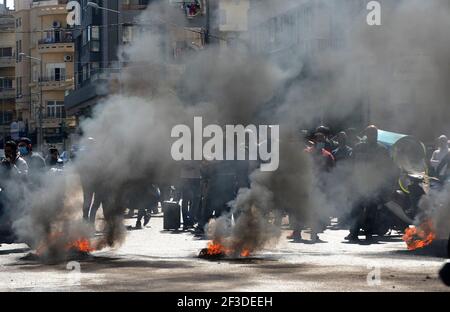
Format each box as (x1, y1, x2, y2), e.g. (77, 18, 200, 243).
(31, 0, 69, 8)
(39, 75, 67, 83)
(39, 31, 74, 45)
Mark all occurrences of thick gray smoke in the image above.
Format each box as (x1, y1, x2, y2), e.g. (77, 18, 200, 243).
(5, 0, 450, 260)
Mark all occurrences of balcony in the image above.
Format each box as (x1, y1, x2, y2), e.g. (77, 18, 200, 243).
(38, 76, 74, 91)
(0, 56, 14, 68)
(32, 0, 70, 16)
(38, 31, 75, 53)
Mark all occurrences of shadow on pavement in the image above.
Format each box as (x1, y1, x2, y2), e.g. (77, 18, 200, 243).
(0, 247, 31, 255)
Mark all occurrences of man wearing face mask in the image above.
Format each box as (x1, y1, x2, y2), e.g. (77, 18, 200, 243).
(18, 138, 46, 178)
(1, 141, 28, 177)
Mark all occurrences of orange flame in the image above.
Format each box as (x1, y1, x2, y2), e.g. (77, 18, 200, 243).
(66, 239, 95, 253)
(35, 232, 96, 256)
(402, 220, 436, 251)
(240, 249, 251, 257)
(205, 241, 251, 257)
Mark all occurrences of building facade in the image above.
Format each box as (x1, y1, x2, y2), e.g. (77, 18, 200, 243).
(0, 1, 16, 147)
(14, 0, 76, 151)
(65, 0, 151, 119)
(65, 0, 211, 121)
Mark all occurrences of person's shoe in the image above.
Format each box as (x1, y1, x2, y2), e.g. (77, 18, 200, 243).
(135, 221, 143, 229)
(143, 215, 151, 226)
(311, 233, 321, 243)
(194, 226, 205, 235)
(345, 234, 360, 242)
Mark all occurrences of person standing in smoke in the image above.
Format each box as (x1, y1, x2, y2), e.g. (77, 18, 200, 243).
(332, 132, 353, 162)
(288, 132, 335, 242)
(430, 135, 449, 181)
(315, 125, 336, 153)
(1, 141, 28, 177)
(128, 182, 158, 230)
(345, 125, 394, 243)
(196, 158, 237, 234)
(180, 160, 201, 230)
(45, 147, 64, 169)
(18, 137, 46, 182)
(0, 141, 28, 244)
(78, 137, 105, 224)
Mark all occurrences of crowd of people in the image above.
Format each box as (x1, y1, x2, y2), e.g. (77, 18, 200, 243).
(1, 138, 64, 178)
(165, 124, 449, 244)
(1, 127, 450, 246)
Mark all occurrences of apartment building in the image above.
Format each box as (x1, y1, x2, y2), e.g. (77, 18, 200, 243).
(0, 1, 15, 147)
(14, 0, 75, 150)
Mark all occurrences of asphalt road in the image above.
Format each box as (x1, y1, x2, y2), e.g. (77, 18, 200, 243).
(0, 213, 449, 292)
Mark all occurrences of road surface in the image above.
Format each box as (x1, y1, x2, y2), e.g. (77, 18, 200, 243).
(0, 213, 449, 291)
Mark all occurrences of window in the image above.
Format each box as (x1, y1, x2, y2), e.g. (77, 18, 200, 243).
(91, 26, 100, 40)
(47, 101, 66, 119)
(0, 78, 13, 90)
(46, 63, 66, 81)
(122, 25, 134, 44)
(0, 47, 13, 57)
(0, 111, 13, 125)
(90, 26, 100, 51)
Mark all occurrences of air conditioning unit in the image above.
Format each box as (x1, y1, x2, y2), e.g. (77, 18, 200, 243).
(64, 55, 73, 62)
(52, 21, 61, 28)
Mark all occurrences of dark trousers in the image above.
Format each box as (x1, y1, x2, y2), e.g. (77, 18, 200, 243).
(349, 198, 379, 237)
(181, 178, 200, 227)
(137, 192, 159, 223)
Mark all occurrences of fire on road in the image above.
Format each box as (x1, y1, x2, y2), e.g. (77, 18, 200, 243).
(0, 216, 448, 292)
